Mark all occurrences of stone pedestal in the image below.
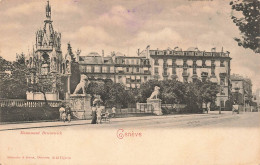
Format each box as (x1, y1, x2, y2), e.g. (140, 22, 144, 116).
(69, 94, 91, 120)
(147, 98, 162, 115)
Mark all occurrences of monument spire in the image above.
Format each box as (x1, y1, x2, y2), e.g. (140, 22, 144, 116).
(46, 0, 51, 20)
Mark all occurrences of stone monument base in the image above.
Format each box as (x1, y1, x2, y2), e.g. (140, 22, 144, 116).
(147, 98, 162, 115)
(69, 94, 91, 120)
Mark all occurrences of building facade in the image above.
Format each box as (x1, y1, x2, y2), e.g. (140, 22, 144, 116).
(78, 51, 151, 89)
(78, 51, 115, 81)
(149, 47, 232, 107)
(114, 52, 151, 89)
(230, 74, 253, 111)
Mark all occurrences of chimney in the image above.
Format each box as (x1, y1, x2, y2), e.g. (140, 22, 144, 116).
(137, 49, 140, 56)
(146, 45, 150, 59)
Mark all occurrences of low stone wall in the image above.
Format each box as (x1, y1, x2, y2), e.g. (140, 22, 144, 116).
(0, 106, 59, 123)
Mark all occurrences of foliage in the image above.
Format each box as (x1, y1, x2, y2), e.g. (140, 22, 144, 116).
(0, 57, 29, 99)
(28, 73, 64, 103)
(86, 80, 132, 108)
(139, 80, 161, 102)
(230, 0, 260, 53)
(138, 79, 219, 113)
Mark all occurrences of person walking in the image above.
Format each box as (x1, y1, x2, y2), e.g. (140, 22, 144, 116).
(112, 107, 116, 118)
(59, 105, 65, 121)
(206, 102, 210, 114)
(202, 102, 207, 113)
(91, 106, 97, 124)
(96, 104, 102, 124)
(232, 101, 239, 114)
(66, 105, 72, 122)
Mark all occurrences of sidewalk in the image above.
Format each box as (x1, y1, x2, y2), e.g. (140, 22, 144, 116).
(0, 111, 232, 131)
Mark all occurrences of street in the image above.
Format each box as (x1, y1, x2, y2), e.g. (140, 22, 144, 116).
(1, 112, 259, 131)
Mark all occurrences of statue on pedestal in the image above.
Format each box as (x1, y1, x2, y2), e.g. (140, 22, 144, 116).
(148, 86, 160, 99)
(73, 74, 88, 94)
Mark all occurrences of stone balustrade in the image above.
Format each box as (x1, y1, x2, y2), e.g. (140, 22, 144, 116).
(0, 99, 62, 108)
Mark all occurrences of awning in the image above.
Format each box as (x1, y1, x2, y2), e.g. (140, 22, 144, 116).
(136, 84, 140, 88)
(131, 76, 135, 80)
(136, 76, 141, 79)
(131, 84, 136, 88)
(126, 84, 130, 87)
(126, 75, 130, 78)
(117, 67, 123, 71)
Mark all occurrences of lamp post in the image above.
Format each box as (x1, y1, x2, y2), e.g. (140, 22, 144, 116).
(219, 85, 221, 114)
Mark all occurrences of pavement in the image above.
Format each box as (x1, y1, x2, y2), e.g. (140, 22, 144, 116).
(0, 111, 235, 131)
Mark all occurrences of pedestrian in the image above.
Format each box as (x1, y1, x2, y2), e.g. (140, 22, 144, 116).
(96, 104, 102, 124)
(61, 111, 67, 122)
(206, 102, 210, 114)
(66, 105, 72, 122)
(59, 105, 65, 121)
(232, 101, 239, 114)
(202, 102, 207, 113)
(112, 107, 116, 118)
(91, 106, 97, 124)
(104, 108, 110, 122)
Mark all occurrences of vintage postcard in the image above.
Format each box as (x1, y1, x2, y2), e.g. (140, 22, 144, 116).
(0, 0, 259, 164)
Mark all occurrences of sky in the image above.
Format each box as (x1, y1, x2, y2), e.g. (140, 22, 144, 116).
(0, 0, 259, 91)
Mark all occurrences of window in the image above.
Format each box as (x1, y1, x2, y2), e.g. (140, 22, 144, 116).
(183, 68, 188, 75)
(220, 78, 225, 86)
(211, 67, 215, 76)
(126, 59, 129, 64)
(193, 68, 197, 74)
(131, 59, 134, 64)
(163, 68, 167, 75)
(144, 76, 147, 82)
(91, 66, 95, 73)
(220, 87, 225, 95)
(126, 67, 129, 72)
(86, 66, 91, 72)
(202, 60, 206, 67)
(183, 77, 188, 82)
(154, 59, 159, 65)
(94, 66, 100, 73)
(211, 60, 215, 66)
(193, 60, 197, 74)
(220, 60, 225, 67)
(193, 60, 197, 66)
(110, 67, 114, 73)
(136, 67, 139, 73)
(172, 59, 176, 66)
(118, 76, 122, 83)
(172, 67, 176, 74)
(136, 60, 139, 65)
(183, 59, 188, 68)
(202, 77, 207, 82)
(126, 77, 131, 83)
(102, 66, 107, 73)
(154, 67, 159, 74)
